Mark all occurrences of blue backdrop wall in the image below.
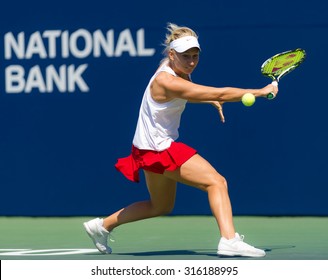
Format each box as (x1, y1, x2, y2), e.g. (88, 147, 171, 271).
(1, 0, 327, 216)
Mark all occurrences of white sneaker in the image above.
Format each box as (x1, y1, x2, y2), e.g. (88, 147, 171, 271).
(83, 218, 112, 254)
(217, 233, 266, 257)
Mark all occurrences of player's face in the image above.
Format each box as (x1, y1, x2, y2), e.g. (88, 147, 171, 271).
(170, 48, 200, 77)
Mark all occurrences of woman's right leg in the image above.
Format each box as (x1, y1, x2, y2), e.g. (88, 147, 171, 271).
(84, 171, 177, 254)
(103, 171, 177, 232)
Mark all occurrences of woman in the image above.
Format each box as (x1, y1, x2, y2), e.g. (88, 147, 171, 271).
(84, 23, 278, 257)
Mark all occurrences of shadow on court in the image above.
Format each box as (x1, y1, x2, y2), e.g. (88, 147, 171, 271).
(112, 245, 296, 259)
(264, 245, 296, 252)
(116, 249, 216, 257)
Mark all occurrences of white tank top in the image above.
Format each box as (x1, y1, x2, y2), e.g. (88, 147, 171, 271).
(132, 62, 187, 151)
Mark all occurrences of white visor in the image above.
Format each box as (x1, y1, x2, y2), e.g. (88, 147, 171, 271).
(169, 36, 200, 53)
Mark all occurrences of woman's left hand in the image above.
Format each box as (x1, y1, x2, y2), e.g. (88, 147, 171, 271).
(211, 101, 225, 123)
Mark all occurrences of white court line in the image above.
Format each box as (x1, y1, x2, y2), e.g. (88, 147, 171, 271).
(0, 248, 99, 256)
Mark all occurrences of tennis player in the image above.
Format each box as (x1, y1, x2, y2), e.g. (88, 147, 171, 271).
(84, 23, 278, 257)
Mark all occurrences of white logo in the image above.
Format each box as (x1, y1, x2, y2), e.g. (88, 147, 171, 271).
(3, 28, 156, 94)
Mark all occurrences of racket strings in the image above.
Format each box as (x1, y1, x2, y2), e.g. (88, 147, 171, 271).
(261, 49, 306, 77)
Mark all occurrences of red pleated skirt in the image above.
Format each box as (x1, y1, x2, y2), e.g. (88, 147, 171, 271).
(115, 142, 197, 182)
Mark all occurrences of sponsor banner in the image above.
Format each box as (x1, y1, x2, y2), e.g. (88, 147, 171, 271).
(2, 28, 155, 94)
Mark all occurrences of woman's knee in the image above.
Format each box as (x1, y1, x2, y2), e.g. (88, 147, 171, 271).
(207, 173, 228, 191)
(160, 204, 174, 215)
(151, 203, 174, 216)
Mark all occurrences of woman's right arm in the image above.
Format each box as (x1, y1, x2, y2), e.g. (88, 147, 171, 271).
(151, 72, 278, 103)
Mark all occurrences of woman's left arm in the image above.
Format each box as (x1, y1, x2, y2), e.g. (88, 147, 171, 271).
(191, 100, 225, 123)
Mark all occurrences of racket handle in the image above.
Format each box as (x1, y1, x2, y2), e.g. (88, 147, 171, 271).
(267, 81, 278, 99)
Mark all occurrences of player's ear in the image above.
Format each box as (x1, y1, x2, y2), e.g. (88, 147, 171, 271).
(168, 49, 175, 61)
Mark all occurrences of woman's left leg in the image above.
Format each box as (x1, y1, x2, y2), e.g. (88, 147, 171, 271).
(163, 153, 236, 239)
(163, 153, 266, 257)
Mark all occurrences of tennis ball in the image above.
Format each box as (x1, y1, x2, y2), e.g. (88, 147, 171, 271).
(242, 93, 255, 107)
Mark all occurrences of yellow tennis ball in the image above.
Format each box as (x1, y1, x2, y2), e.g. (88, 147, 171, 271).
(242, 93, 255, 107)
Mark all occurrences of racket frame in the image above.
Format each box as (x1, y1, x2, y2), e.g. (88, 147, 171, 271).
(261, 48, 306, 99)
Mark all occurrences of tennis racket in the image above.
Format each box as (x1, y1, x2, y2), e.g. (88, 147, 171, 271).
(261, 48, 306, 99)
